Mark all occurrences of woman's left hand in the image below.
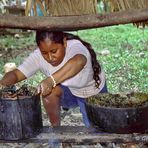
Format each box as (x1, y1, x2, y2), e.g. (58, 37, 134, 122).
(38, 77, 53, 96)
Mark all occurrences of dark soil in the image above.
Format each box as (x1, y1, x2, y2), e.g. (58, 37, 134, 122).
(87, 92, 148, 108)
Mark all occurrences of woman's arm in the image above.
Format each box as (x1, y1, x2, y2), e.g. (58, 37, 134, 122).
(0, 69, 26, 86)
(53, 54, 87, 83)
(39, 54, 87, 96)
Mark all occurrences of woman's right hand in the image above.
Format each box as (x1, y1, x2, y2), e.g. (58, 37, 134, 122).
(37, 77, 54, 97)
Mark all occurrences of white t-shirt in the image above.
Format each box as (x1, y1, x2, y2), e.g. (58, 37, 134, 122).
(18, 39, 105, 98)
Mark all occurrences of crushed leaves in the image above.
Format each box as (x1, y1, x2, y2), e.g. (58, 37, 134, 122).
(87, 92, 148, 108)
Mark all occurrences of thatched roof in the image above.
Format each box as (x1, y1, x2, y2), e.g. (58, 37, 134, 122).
(25, 0, 98, 16)
(108, 0, 148, 11)
(107, 0, 148, 27)
(46, 0, 98, 16)
(25, 0, 148, 16)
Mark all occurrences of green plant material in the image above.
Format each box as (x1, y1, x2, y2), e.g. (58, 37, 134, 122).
(88, 92, 148, 108)
(0, 84, 37, 99)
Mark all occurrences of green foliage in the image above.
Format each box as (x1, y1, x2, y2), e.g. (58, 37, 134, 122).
(0, 33, 35, 50)
(0, 25, 147, 93)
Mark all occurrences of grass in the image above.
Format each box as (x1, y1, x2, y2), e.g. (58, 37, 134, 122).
(0, 24, 148, 93)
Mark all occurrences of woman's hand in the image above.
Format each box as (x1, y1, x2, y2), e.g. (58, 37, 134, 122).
(0, 83, 17, 99)
(38, 77, 54, 96)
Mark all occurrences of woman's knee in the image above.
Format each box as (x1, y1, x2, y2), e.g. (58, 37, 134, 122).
(51, 85, 63, 98)
(42, 85, 63, 107)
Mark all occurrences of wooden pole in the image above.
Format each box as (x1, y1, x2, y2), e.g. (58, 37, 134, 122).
(25, 0, 32, 16)
(0, 8, 148, 31)
(0, 126, 148, 144)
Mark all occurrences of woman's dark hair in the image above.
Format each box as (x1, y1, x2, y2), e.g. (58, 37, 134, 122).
(36, 30, 101, 87)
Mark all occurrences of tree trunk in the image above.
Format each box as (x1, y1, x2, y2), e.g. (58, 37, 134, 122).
(0, 95, 43, 140)
(0, 8, 148, 30)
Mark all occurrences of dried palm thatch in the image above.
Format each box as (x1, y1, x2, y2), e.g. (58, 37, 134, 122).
(46, 0, 97, 16)
(106, 0, 148, 27)
(25, 0, 97, 16)
(107, 0, 148, 11)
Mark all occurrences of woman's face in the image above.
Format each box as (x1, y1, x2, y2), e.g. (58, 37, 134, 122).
(39, 38, 66, 66)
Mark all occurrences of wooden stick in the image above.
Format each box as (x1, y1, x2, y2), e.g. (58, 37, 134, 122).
(0, 125, 147, 144)
(33, 1, 37, 16)
(25, 0, 32, 16)
(0, 8, 148, 31)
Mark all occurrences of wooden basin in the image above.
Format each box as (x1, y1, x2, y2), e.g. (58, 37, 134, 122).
(85, 92, 148, 133)
(0, 95, 43, 140)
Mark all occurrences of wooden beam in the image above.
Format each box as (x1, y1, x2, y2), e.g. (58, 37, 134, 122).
(0, 126, 148, 144)
(0, 8, 148, 31)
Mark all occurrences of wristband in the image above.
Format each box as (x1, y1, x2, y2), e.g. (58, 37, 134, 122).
(50, 75, 56, 88)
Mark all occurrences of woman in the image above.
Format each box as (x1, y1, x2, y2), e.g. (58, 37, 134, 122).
(0, 30, 107, 128)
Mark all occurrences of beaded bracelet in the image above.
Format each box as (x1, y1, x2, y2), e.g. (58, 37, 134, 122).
(50, 75, 57, 88)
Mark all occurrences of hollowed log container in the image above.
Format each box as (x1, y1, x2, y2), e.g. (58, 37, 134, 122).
(0, 95, 43, 140)
(85, 101, 148, 134)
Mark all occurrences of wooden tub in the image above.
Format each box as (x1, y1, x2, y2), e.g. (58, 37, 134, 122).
(0, 95, 43, 140)
(85, 92, 148, 134)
